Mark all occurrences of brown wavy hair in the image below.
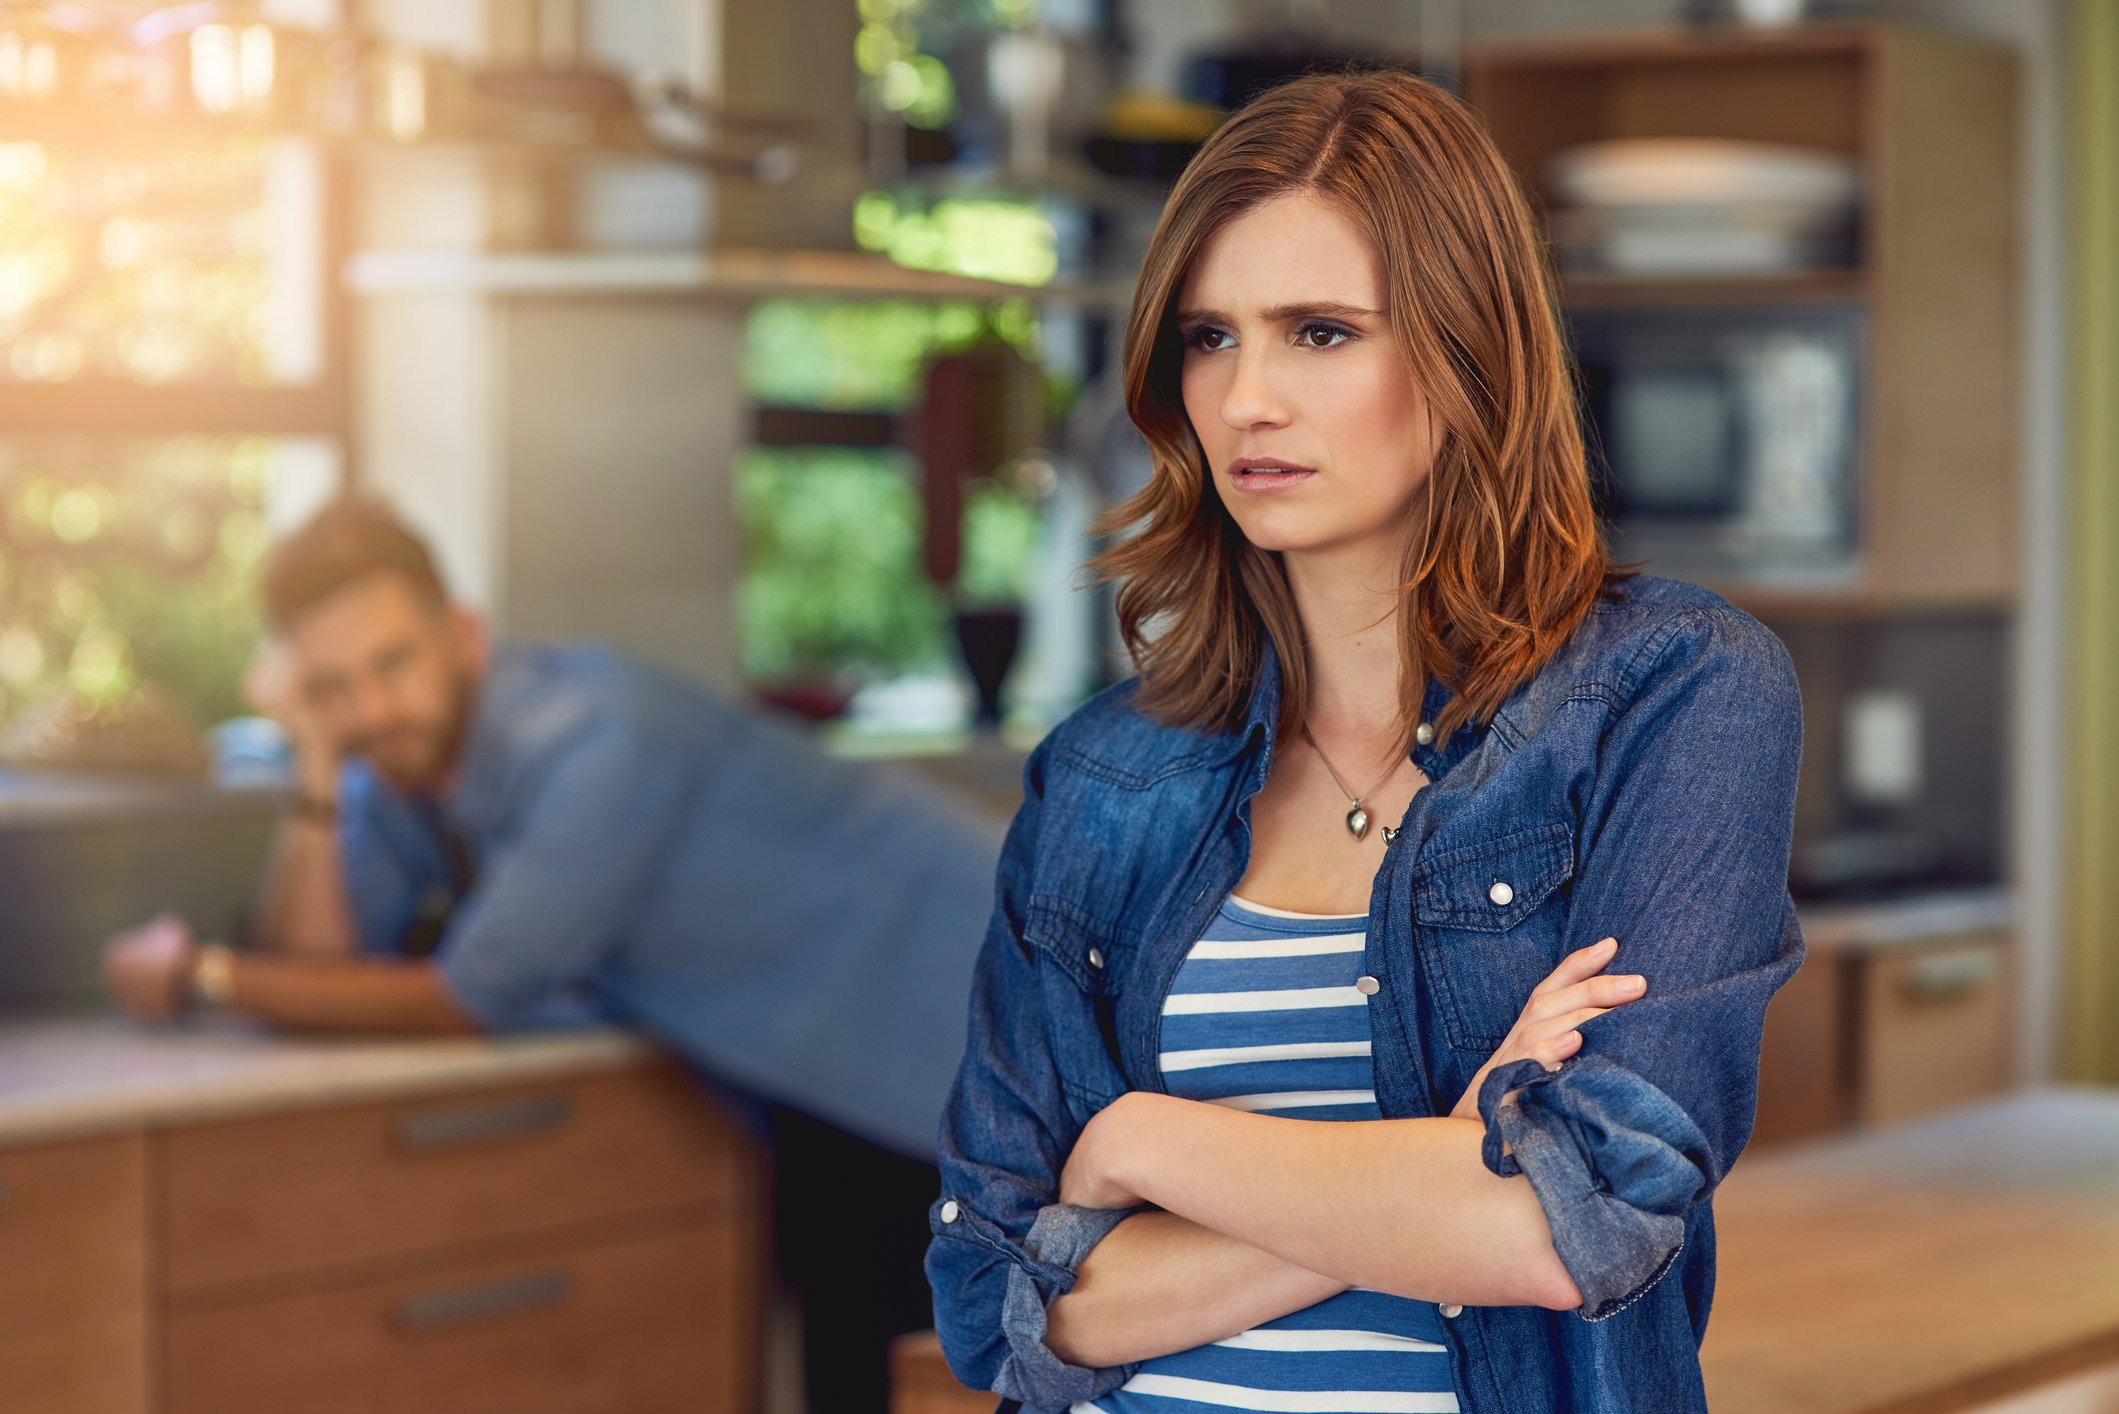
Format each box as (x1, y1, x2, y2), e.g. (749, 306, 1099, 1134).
(1088, 68, 1626, 749)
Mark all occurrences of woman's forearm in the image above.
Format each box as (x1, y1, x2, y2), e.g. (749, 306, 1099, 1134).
(1092, 1095, 1580, 1311)
(1046, 1210, 1347, 1368)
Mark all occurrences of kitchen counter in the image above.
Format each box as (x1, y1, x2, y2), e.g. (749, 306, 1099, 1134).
(1703, 1085, 2119, 1413)
(1796, 885, 2015, 954)
(0, 1016, 657, 1149)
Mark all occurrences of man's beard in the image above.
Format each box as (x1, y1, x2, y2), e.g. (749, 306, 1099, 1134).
(356, 672, 476, 793)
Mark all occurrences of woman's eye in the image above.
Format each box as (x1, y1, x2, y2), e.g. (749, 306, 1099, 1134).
(1183, 325, 1232, 352)
(1297, 321, 1351, 349)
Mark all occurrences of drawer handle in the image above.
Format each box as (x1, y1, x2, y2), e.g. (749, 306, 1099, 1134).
(393, 1095, 574, 1152)
(1899, 950, 2000, 1003)
(394, 1269, 573, 1333)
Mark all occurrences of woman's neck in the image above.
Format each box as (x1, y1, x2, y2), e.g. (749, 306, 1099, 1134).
(1282, 545, 1408, 742)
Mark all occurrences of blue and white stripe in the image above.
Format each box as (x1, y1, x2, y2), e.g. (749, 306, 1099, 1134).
(1076, 894, 1461, 1414)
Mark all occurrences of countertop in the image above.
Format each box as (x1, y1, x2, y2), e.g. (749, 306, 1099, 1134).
(0, 1016, 658, 1149)
(1796, 885, 2015, 954)
(0, 771, 279, 828)
(1703, 1085, 2119, 1413)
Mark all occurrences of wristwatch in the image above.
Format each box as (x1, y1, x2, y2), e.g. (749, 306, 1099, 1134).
(189, 943, 237, 1012)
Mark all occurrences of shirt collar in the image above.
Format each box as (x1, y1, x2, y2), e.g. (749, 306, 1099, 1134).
(1221, 632, 1491, 781)
(439, 643, 526, 825)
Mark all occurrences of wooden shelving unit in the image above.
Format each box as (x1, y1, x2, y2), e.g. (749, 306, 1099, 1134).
(1467, 22, 2022, 615)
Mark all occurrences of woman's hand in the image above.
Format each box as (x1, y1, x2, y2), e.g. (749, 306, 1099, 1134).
(1060, 1091, 1160, 1210)
(1449, 936, 1646, 1121)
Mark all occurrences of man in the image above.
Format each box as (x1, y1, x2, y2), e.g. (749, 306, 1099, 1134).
(104, 495, 1003, 1414)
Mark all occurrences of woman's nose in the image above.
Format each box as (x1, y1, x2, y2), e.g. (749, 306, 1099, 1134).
(1219, 349, 1290, 431)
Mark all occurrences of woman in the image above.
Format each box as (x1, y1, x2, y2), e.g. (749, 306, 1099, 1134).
(925, 70, 1803, 1414)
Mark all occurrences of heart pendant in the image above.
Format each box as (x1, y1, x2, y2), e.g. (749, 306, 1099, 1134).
(1346, 805, 1371, 840)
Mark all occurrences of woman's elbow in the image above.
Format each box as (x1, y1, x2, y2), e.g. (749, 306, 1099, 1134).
(1528, 1251, 1584, 1311)
(1499, 1201, 1585, 1311)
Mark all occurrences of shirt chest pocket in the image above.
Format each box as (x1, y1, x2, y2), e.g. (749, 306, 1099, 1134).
(1022, 897, 1131, 1125)
(1411, 819, 1577, 1054)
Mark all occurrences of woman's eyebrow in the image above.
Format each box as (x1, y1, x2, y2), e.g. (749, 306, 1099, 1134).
(1175, 300, 1385, 324)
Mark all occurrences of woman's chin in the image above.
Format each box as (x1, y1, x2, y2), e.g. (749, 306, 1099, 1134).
(1229, 514, 1358, 559)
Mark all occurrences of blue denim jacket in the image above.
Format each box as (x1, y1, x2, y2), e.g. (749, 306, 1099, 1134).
(925, 573, 1805, 1414)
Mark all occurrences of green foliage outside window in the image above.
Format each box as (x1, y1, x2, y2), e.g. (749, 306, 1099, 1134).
(734, 446, 1045, 687)
(0, 436, 270, 738)
(741, 297, 1040, 412)
(735, 446, 945, 684)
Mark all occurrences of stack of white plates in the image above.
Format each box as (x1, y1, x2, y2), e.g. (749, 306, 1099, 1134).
(1545, 138, 1862, 275)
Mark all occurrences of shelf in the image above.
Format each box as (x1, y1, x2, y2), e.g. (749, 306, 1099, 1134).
(1469, 22, 2022, 611)
(0, 383, 347, 438)
(1561, 268, 1867, 308)
(343, 246, 1128, 307)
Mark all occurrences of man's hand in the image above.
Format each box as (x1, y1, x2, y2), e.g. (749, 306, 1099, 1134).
(103, 914, 200, 1022)
(1449, 937, 1647, 1121)
(244, 642, 339, 797)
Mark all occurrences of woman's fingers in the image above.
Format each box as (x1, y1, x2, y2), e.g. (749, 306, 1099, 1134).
(1530, 936, 1619, 996)
(1524, 1005, 1611, 1040)
(1532, 1028, 1584, 1070)
(1524, 972, 1647, 1025)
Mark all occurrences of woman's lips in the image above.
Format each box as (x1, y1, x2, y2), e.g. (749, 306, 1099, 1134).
(1227, 462, 1318, 494)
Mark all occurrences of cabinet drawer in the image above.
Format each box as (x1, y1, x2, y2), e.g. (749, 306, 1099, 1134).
(164, 1061, 757, 1295)
(166, 1216, 758, 1414)
(1856, 932, 2013, 1126)
(0, 1134, 150, 1414)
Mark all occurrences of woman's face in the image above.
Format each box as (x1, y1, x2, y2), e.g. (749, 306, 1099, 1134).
(1176, 190, 1440, 571)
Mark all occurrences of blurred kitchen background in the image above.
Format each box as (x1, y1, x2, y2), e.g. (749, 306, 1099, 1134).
(1, 0, 2116, 1410)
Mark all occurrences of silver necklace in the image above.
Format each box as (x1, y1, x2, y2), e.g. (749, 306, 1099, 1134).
(1301, 726, 1399, 841)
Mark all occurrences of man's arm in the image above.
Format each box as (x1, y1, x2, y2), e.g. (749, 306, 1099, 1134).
(243, 646, 360, 957)
(223, 951, 479, 1033)
(104, 915, 479, 1033)
(248, 809, 361, 957)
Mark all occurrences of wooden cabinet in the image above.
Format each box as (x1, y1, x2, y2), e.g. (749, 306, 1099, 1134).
(1852, 929, 2013, 1126)
(162, 1066, 752, 1294)
(1754, 924, 2014, 1146)
(0, 1135, 151, 1414)
(891, 1331, 993, 1414)
(1465, 23, 2021, 616)
(166, 1220, 754, 1414)
(0, 1057, 762, 1414)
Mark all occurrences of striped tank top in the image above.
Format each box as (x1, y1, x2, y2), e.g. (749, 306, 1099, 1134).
(1074, 893, 1462, 1414)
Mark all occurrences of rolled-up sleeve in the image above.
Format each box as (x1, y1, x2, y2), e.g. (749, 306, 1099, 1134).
(925, 740, 1142, 1410)
(1476, 606, 1805, 1322)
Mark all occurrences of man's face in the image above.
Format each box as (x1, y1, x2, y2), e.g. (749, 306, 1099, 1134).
(285, 571, 486, 793)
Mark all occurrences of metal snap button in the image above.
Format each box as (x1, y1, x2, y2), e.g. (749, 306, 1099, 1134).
(939, 1200, 960, 1224)
(1415, 722, 1436, 745)
(1355, 975, 1380, 996)
(1087, 947, 1105, 969)
(1488, 881, 1515, 907)
(1439, 1302, 1464, 1318)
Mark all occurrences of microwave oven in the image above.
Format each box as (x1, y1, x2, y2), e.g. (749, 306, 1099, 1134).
(1569, 302, 1864, 587)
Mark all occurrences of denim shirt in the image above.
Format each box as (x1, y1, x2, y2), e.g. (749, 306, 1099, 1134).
(924, 573, 1805, 1414)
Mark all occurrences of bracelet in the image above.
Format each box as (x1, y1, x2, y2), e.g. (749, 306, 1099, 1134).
(190, 943, 236, 1011)
(289, 789, 339, 825)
